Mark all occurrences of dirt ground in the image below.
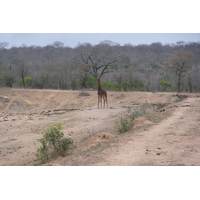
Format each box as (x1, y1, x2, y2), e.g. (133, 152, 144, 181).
(0, 87, 200, 166)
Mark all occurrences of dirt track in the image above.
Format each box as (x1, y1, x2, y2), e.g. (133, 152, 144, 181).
(0, 88, 200, 166)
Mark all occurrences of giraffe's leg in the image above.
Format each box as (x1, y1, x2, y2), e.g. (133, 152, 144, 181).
(105, 97, 108, 108)
(104, 97, 107, 108)
(103, 98, 105, 108)
(98, 95, 100, 109)
(98, 95, 102, 109)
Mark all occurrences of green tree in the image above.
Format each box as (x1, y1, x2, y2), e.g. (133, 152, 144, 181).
(23, 77, 34, 88)
(159, 80, 172, 91)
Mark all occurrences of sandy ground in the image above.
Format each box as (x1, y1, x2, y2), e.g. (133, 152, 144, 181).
(0, 88, 200, 166)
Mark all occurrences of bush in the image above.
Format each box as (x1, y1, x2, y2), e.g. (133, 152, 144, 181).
(116, 103, 149, 134)
(116, 117, 132, 134)
(86, 77, 97, 89)
(35, 123, 73, 165)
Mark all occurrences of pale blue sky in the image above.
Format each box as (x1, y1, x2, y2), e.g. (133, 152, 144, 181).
(0, 33, 200, 48)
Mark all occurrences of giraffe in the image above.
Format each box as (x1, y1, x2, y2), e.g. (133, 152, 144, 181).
(97, 75, 108, 109)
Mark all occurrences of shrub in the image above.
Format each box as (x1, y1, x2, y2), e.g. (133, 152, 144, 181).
(86, 77, 97, 89)
(35, 123, 73, 165)
(116, 117, 132, 134)
(101, 81, 119, 91)
(116, 103, 149, 134)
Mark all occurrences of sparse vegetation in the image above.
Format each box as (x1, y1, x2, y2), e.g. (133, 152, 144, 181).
(116, 117, 132, 133)
(116, 103, 149, 133)
(35, 123, 73, 165)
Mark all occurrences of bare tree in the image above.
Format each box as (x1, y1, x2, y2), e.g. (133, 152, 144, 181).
(52, 41, 64, 48)
(0, 42, 9, 49)
(165, 50, 193, 94)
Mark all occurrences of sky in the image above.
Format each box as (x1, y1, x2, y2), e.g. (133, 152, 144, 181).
(1, 1, 199, 48)
(0, 33, 200, 48)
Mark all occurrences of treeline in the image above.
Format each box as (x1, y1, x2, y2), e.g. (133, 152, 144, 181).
(0, 40, 200, 92)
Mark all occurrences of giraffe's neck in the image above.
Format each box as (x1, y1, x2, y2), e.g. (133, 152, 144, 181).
(98, 78, 102, 91)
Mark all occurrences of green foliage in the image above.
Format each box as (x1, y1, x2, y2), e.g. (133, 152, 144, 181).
(86, 77, 97, 89)
(35, 123, 73, 165)
(159, 80, 172, 91)
(101, 81, 117, 90)
(24, 77, 33, 84)
(21, 77, 34, 88)
(96, 81, 120, 91)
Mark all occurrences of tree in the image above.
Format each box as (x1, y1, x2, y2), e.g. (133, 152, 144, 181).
(159, 80, 172, 92)
(0, 42, 9, 49)
(11, 59, 28, 88)
(52, 41, 64, 48)
(75, 43, 119, 78)
(165, 50, 193, 94)
(0, 64, 16, 88)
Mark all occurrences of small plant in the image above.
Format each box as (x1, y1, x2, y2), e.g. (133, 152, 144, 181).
(35, 123, 73, 165)
(116, 103, 149, 134)
(116, 117, 132, 134)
